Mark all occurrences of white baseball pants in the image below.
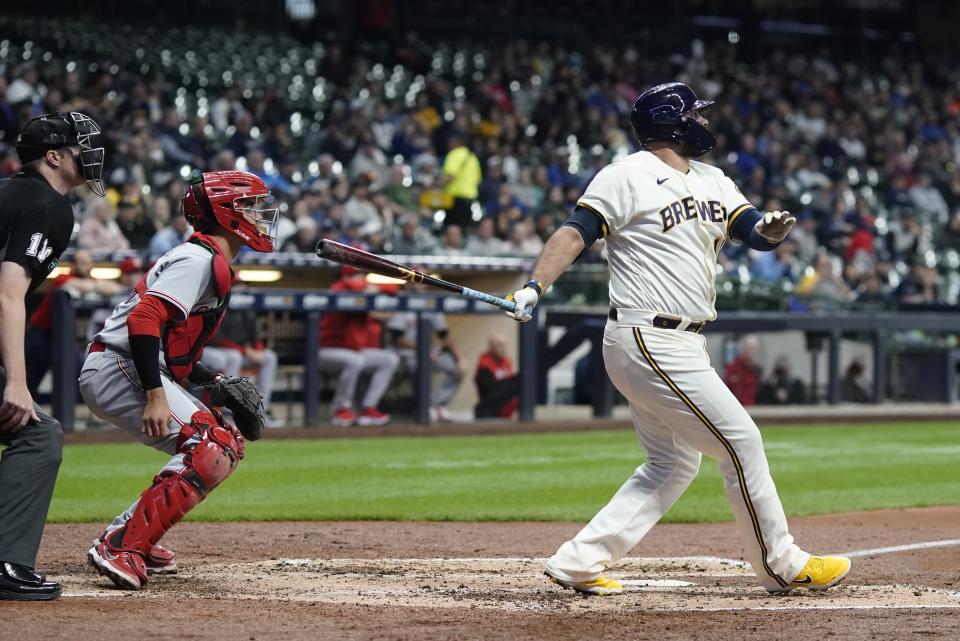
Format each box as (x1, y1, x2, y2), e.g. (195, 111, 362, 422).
(545, 319, 808, 591)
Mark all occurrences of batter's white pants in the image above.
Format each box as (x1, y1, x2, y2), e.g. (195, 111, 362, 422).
(79, 350, 210, 532)
(201, 346, 279, 410)
(318, 347, 400, 410)
(545, 321, 808, 591)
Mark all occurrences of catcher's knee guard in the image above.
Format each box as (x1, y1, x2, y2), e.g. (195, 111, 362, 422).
(104, 411, 244, 556)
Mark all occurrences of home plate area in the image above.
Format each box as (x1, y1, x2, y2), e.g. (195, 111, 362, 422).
(61, 556, 960, 612)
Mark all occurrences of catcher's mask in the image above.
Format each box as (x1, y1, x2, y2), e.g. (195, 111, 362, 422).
(182, 170, 279, 253)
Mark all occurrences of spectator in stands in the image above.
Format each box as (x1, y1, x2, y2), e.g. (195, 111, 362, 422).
(886, 207, 928, 263)
(385, 303, 465, 422)
(390, 213, 436, 255)
(349, 137, 389, 186)
(943, 211, 960, 252)
(909, 174, 949, 220)
(756, 356, 806, 405)
(855, 269, 896, 310)
(149, 208, 192, 255)
(474, 334, 519, 419)
(379, 163, 422, 219)
(796, 254, 855, 306)
(25, 250, 119, 396)
(507, 219, 544, 257)
(465, 216, 508, 256)
(115, 197, 156, 249)
(247, 147, 292, 195)
(841, 358, 871, 403)
(439, 224, 465, 255)
(147, 194, 172, 230)
(896, 261, 940, 305)
(440, 130, 482, 229)
(343, 175, 382, 232)
(156, 107, 204, 169)
(77, 199, 130, 251)
(281, 216, 319, 253)
(751, 239, 797, 283)
(724, 335, 762, 406)
(318, 267, 399, 426)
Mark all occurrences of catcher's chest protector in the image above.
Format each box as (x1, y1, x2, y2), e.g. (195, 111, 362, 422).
(162, 235, 233, 382)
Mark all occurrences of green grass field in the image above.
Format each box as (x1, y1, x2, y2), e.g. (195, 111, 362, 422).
(48, 422, 960, 523)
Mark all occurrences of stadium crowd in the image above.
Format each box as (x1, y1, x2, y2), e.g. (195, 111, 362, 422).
(2, 16, 960, 310)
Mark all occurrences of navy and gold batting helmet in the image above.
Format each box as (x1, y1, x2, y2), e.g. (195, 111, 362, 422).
(630, 83, 716, 157)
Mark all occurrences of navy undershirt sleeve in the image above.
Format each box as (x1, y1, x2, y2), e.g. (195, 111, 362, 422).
(561, 206, 605, 247)
(729, 207, 779, 251)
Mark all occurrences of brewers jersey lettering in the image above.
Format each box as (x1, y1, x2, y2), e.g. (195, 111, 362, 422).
(578, 150, 751, 321)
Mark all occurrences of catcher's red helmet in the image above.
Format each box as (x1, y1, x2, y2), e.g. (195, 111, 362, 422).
(181, 171, 278, 253)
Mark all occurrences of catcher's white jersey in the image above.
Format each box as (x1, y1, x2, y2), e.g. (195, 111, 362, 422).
(96, 242, 221, 358)
(578, 150, 751, 321)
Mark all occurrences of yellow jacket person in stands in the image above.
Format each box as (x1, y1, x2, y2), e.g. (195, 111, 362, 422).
(440, 130, 482, 230)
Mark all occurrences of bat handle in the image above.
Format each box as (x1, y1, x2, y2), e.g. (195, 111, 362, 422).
(460, 287, 523, 313)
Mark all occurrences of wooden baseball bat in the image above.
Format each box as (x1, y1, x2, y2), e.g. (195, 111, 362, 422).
(316, 239, 525, 314)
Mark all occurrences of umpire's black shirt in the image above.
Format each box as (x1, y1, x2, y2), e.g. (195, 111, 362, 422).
(0, 168, 74, 297)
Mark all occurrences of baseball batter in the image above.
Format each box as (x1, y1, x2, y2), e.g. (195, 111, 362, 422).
(507, 83, 851, 595)
(80, 171, 275, 590)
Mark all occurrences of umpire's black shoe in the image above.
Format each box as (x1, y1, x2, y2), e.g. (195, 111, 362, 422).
(0, 562, 62, 600)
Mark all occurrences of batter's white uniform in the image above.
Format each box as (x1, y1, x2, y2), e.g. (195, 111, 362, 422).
(545, 150, 807, 591)
(79, 243, 225, 530)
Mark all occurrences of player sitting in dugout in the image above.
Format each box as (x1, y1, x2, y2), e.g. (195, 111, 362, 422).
(474, 334, 519, 419)
(80, 171, 274, 590)
(199, 275, 284, 429)
(385, 275, 466, 423)
(318, 266, 399, 427)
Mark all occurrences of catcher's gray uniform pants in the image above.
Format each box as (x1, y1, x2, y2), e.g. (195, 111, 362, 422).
(318, 347, 399, 410)
(546, 320, 807, 592)
(79, 350, 210, 533)
(201, 347, 278, 410)
(0, 368, 63, 568)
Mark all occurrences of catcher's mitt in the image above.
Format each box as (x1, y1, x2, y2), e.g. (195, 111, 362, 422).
(198, 376, 265, 441)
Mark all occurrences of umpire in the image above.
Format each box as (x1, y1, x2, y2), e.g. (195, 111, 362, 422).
(0, 112, 104, 600)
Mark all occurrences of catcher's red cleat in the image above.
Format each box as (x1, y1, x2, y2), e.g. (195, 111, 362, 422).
(87, 540, 148, 590)
(93, 534, 177, 575)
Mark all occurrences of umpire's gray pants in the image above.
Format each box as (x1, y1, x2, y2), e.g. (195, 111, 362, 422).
(0, 380, 63, 567)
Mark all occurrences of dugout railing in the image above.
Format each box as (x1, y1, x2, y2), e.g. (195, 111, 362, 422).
(543, 307, 960, 418)
(51, 289, 539, 430)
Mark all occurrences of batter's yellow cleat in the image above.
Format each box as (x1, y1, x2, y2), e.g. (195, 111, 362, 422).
(545, 571, 624, 596)
(769, 555, 852, 593)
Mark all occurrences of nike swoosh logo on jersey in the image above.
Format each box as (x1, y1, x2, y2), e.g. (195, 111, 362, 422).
(657, 177, 669, 185)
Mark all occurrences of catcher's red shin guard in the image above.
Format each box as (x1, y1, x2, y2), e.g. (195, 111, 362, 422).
(94, 411, 243, 588)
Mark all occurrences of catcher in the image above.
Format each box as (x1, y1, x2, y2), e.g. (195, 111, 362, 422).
(79, 171, 276, 590)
